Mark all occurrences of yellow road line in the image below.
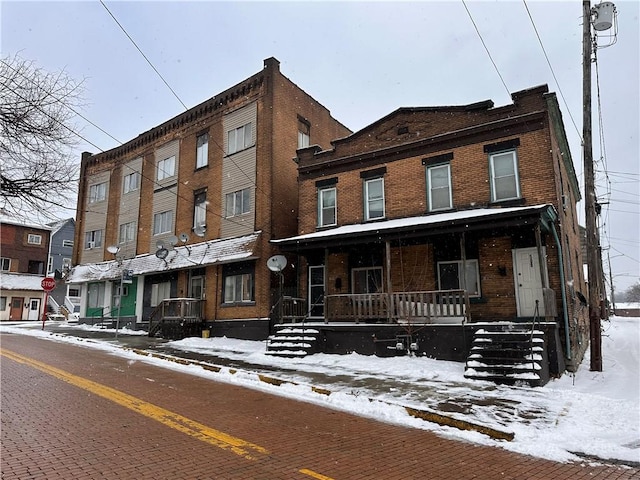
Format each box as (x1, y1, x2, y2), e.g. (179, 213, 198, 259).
(0, 348, 268, 460)
(300, 468, 336, 480)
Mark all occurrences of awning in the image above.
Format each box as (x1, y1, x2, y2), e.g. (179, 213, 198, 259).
(272, 205, 557, 250)
(66, 231, 261, 284)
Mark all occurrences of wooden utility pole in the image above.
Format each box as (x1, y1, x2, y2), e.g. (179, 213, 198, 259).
(583, 0, 603, 371)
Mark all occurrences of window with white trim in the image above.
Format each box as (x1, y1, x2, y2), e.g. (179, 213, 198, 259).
(27, 234, 42, 245)
(364, 177, 385, 220)
(489, 150, 520, 202)
(437, 259, 481, 297)
(157, 155, 176, 181)
(196, 132, 209, 168)
(0, 297, 6, 311)
(194, 190, 207, 228)
(0, 257, 10, 271)
(227, 123, 252, 154)
(298, 119, 310, 149)
(123, 172, 140, 194)
(119, 221, 136, 244)
(89, 182, 107, 203)
(84, 230, 103, 249)
(62, 239, 74, 248)
(153, 211, 173, 235)
(223, 273, 254, 303)
(151, 282, 171, 307)
(225, 188, 250, 218)
(427, 163, 452, 211)
(318, 187, 336, 227)
(88, 283, 105, 308)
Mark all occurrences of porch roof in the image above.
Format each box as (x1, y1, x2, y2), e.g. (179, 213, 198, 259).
(272, 204, 556, 249)
(66, 231, 261, 284)
(0, 273, 48, 291)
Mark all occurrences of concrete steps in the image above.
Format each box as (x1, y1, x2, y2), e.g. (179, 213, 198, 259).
(266, 327, 321, 358)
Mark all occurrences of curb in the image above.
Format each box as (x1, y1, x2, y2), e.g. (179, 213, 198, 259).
(126, 347, 515, 442)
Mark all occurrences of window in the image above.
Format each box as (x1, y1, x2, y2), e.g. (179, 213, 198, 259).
(190, 276, 204, 299)
(0, 258, 10, 271)
(0, 297, 6, 311)
(119, 221, 136, 244)
(157, 155, 176, 181)
(68, 288, 80, 297)
(318, 187, 336, 227)
(225, 188, 251, 217)
(153, 211, 173, 235)
(298, 119, 310, 149)
(196, 132, 209, 168)
(427, 164, 452, 211)
(27, 260, 44, 274)
(47, 256, 53, 273)
(27, 234, 42, 245)
(123, 172, 140, 194)
(151, 282, 171, 307)
(352, 267, 383, 294)
(194, 191, 207, 229)
(224, 273, 254, 303)
(364, 177, 385, 220)
(437, 259, 481, 297)
(89, 182, 107, 203)
(88, 283, 105, 308)
(490, 150, 520, 202)
(227, 123, 252, 154)
(84, 230, 103, 249)
(62, 239, 74, 248)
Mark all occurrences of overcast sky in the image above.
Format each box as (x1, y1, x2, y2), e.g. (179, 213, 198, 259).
(2, 1, 638, 293)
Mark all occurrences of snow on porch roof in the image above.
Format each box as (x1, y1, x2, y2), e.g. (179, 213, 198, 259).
(272, 205, 555, 246)
(66, 232, 261, 284)
(0, 273, 48, 291)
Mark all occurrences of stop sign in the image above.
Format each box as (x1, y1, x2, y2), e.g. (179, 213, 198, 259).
(41, 277, 56, 292)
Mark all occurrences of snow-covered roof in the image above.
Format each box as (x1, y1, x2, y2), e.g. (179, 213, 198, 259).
(273, 204, 554, 245)
(0, 272, 47, 291)
(0, 214, 52, 231)
(66, 232, 261, 284)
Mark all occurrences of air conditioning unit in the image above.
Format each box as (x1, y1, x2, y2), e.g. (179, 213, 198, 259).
(87, 241, 95, 249)
(561, 194, 568, 210)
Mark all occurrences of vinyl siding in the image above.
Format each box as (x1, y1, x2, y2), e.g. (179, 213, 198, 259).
(81, 171, 109, 264)
(119, 157, 142, 259)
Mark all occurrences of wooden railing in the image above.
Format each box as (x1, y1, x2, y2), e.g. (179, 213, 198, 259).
(148, 298, 203, 337)
(324, 290, 470, 324)
(281, 296, 308, 323)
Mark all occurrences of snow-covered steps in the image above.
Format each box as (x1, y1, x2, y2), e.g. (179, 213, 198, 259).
(464, 324, 550, 387)
(265, 327, 321, 358)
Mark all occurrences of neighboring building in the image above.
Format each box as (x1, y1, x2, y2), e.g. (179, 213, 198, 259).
(0, 215, 52, 321)
(274, 85, 588, 382)
(66, 58, 350, 338)
(46, 218, 78, 314)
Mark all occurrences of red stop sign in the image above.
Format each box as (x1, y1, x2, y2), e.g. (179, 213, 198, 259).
(41, 277, 56, 292)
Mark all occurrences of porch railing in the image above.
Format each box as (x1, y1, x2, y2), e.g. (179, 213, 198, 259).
(148, 298, 203, 337)
(325, 290, 470, 324)
(281, 296, 307, 323)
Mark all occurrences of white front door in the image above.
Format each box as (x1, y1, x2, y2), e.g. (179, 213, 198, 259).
(513, 247, 546, 317)
(27, 298, 41, 321)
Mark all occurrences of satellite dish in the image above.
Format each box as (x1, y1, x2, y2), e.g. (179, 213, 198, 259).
(267, 255, 287, 272)
(167, 235, 179, 246)
(194, 224, 206, 237)
(106, 245, 120, 255)
(179, 233, 189, 243)
(155, 247, 169, 260)
(156, 240, 165, 250)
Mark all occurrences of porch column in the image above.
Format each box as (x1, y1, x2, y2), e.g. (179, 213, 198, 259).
(385, 240, 392, 323)
(324, 248, 329, 324)
(535, 224, 550, 289)
(459, 232, 467, 292)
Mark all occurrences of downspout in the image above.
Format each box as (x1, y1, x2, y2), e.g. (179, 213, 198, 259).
(549, 222, 572, 361)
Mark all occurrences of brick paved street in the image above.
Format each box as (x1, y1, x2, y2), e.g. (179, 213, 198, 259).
(1, 332, 638, 480)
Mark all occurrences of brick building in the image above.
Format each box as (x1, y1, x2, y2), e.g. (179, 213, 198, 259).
(274, 85, 588, 380)
(0, 216, 52, 321)
(66, 58, 350, 338)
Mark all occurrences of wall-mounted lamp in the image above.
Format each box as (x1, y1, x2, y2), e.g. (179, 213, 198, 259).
(497, 265, 507, 277)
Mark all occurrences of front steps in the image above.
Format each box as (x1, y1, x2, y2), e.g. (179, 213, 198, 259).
(265, 327, 320, 358)
(464, 324, 550, 387)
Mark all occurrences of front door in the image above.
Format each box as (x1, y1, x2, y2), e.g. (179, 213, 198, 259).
(10, 297, 24, 320)
(513, 247, 546, 317)
(308, 265, 325, 318)
(27, 298, 41, 321)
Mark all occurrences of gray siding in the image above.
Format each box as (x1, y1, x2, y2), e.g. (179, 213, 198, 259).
(81, 171, 109, 264)
(118, 157, 142, 259)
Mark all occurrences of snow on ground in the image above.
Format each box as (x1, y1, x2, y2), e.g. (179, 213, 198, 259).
(1, 317, 638, 466)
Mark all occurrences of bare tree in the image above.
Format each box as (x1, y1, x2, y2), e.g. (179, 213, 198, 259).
(0, 54, 83, 220)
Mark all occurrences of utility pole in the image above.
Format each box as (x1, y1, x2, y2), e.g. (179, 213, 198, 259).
(583, 0, 616, 372)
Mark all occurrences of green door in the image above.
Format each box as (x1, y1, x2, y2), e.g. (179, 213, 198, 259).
(112, 277, 137, 317)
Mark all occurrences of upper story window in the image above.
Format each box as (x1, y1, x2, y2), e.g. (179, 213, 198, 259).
(153, 210, 173, 235)
(196, 132, 209, 169)
(62, 239, 74, 248)
(318, 187, 336, 227)
(225, 188, 250, 218)
(298, 118, 310, 149)
(123, 171, 140, 194)
(89, 182, 107, 203)
(157, 155, 176, 181)
(227, 123, 252, 155)
(427, 163, 452, 211)
(194, 190, 207, 229)
(28, 260, 45, 275)
(27, 234, 42, 245)
(119, 221, 136, 244)
(364, 177, 385, 221)
(437, 259, 481, 297)
(84, 230, 103, 249)
(489, 150, 520, 202)
(0, 257, 10, 271)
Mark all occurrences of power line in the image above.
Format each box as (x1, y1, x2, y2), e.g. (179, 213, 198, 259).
(521, 0, 582, 141)
(461, 0, 511, 99)
(99, 0, 188, 111)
